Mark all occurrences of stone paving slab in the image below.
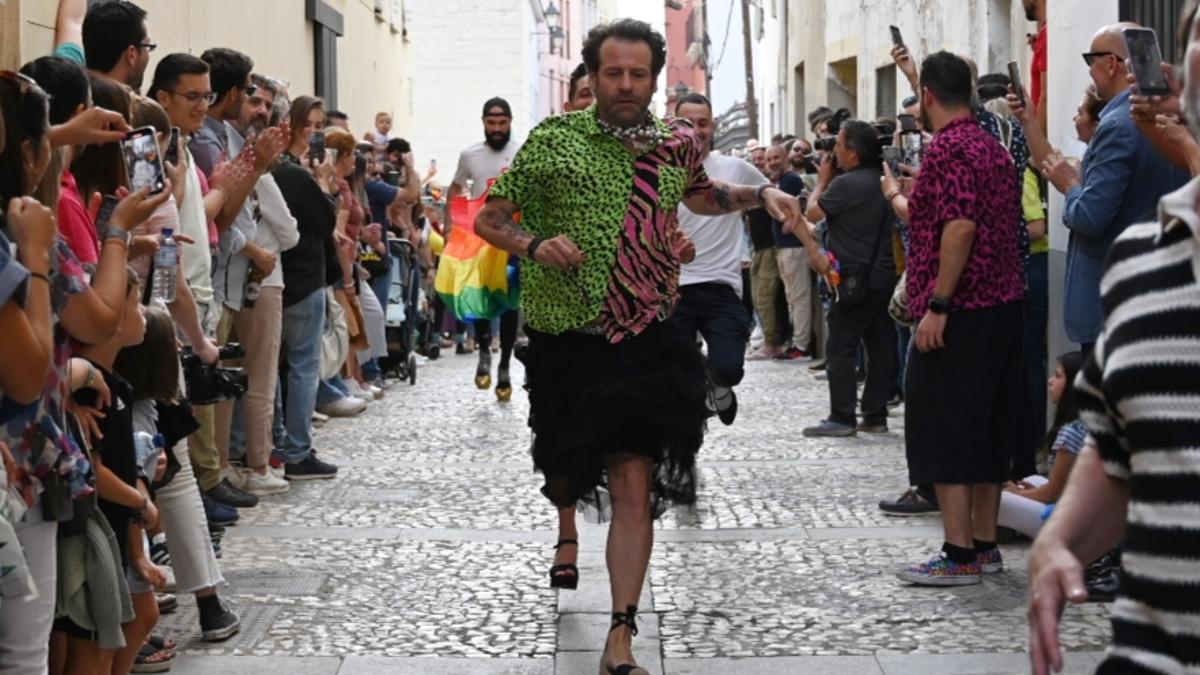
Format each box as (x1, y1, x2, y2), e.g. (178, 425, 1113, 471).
(557, 612, 661, 651)
(665, 655, 885, 674)
(555, 646, 662, 675)
(338, 656, 553, 674)
(170, 655, 341, 675)
(873, 650, 1103, 674)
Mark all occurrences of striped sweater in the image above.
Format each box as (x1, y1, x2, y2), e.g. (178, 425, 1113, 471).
(1075, 177, 1200, 674)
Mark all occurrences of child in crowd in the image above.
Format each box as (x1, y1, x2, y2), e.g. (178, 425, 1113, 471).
(998, 351, 1086, 538)
(366, 112, 393, 152)
(113, 305, 184, 672)
(60, 268, 166, 674)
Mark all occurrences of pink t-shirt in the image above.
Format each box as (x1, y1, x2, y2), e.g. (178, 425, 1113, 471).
(906, 117, 1025, 318)
(57, 171, 99, 264)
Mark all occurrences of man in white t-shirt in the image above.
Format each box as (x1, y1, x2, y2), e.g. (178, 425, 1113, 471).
(673, 93, 769, 425)
(447, 97, 522, 398)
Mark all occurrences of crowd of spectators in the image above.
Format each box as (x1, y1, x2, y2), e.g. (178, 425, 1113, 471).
(0, 1, 439, 671)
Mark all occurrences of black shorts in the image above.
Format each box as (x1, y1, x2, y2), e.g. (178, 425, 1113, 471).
(905, 302, 1026, 485)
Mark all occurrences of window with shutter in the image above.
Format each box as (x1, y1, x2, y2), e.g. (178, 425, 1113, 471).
(1120, 0, 1184, 61)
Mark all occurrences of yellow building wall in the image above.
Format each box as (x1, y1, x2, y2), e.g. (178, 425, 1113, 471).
(14, 0, 409, 137)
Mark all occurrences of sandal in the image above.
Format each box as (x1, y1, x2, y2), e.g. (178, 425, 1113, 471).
(131, 642, 175, 673)
(601, 605, 648, 675)
(549, 539, 579, 590)
(147, 634, 177, 651)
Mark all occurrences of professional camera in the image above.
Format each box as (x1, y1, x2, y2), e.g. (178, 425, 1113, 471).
(813, 108, 852, 152)
(181, 343, 248, 405)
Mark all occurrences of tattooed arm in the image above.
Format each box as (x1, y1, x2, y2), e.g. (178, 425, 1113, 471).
(475, 197, 584, 271)
(683, 180, 762, 216)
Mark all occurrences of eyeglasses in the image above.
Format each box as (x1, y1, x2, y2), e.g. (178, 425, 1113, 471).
(1082, 51, 1117, 67)
(167, 90, 218, 106)
(136, 42, 157, 52)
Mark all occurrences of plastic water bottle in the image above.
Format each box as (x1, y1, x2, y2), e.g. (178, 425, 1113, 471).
(152, 228, 178, 303)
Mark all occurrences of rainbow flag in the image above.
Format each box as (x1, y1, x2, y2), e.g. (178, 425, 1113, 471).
(434, 188, 519, 321)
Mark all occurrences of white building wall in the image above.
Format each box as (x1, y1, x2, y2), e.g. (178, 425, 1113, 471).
(784, 0, 1035, 130)
(1046, 0, 1120, 358)
(404, 0, 540, 175)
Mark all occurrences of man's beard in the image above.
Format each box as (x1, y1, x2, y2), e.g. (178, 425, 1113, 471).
(485, 131, 510, 150)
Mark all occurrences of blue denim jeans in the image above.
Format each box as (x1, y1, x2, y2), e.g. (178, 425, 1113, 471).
(276, 287, 325, 464)
(317, 376, 351, 407)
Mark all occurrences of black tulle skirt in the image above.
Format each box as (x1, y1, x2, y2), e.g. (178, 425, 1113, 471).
(522, 320, 708, 518)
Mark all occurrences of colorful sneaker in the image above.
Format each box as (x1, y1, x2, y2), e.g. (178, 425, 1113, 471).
(977, 548, 1004, 574)
(897, 552, 982, 586)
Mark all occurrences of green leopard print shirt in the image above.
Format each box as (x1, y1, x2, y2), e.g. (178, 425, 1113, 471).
(489, 106, 711, 342)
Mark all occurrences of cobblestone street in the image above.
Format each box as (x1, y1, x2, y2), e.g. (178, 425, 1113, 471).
(168, 352, 1112, 675)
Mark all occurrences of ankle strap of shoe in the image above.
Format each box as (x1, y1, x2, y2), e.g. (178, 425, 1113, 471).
(555, 539, 578, 550)
(609, 605, 639, 635)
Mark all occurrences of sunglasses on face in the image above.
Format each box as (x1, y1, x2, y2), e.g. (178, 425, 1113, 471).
(1082, 51, 1117, 67)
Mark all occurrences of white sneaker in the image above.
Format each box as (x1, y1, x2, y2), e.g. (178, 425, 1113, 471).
(241, 469, 290, 496)
(269, 464, 286, 481)
(312, 410, 329, 427)
(368, 384, 384, 400)
(161, 565, 178, 593)
(221, 466, 247, 489)
(344, 382, 374, 404)
(317, 397, 367, 418)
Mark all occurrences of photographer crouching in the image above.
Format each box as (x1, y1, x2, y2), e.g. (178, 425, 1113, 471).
(802, 119, 899, 438)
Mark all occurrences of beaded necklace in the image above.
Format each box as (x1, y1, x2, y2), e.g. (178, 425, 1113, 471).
(596, 112, 664, 154)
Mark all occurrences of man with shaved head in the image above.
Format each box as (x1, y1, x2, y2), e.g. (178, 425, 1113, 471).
(1033, 23, 1188, 353)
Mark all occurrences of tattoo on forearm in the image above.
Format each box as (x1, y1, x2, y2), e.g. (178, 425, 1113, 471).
(477, 208, 531, 251)
(711, 184, 735, 211)
(705, 182, 757, 212)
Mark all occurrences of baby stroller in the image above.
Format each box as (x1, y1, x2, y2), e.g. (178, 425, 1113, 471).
(379, 236, 422, 384)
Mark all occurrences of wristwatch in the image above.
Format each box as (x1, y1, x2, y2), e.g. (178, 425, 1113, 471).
(928, 295, 951, 315)
(101, 227, 131, 246)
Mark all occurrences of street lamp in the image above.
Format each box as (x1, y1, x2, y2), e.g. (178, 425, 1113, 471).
(544, 1, 564, 56)
(544, 1, 561, 32)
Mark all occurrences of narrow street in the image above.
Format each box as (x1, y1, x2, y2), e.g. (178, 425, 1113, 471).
(167, 352, 1111, 674)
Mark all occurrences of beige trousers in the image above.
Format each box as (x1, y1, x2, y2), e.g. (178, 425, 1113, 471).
(215, 287, 284, 471)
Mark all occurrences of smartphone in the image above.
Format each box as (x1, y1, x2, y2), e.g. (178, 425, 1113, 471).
(900, 132, 924, 170)
(95, 195, 120, 230)
(122, 126, 166, 195)
(164, 127, 181, 167)
(1124, 27, 1171, 96)
(384, 170, 401, 187)
(883, 146, 903, 174)
(355, 153, 367, 177)
(308, 131, 326, 164)
(1007, 61, 1026, 108)
(430, 158, 437, 168)
(898, 114, 918, 133)
(889, 25, 905, 49)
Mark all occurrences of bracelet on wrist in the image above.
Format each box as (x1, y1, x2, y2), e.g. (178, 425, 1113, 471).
(29, 272, 51, 286)
(526, 236, 545, 261)
(886, 189, 902, 202)
(755, 184, 771, 205)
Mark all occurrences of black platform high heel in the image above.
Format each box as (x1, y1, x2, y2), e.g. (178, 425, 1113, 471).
(548, 539, 579, 590)
(602, 605, 648, 675)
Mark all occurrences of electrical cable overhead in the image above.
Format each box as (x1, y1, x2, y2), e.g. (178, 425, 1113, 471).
(710, 0, 737, 73)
